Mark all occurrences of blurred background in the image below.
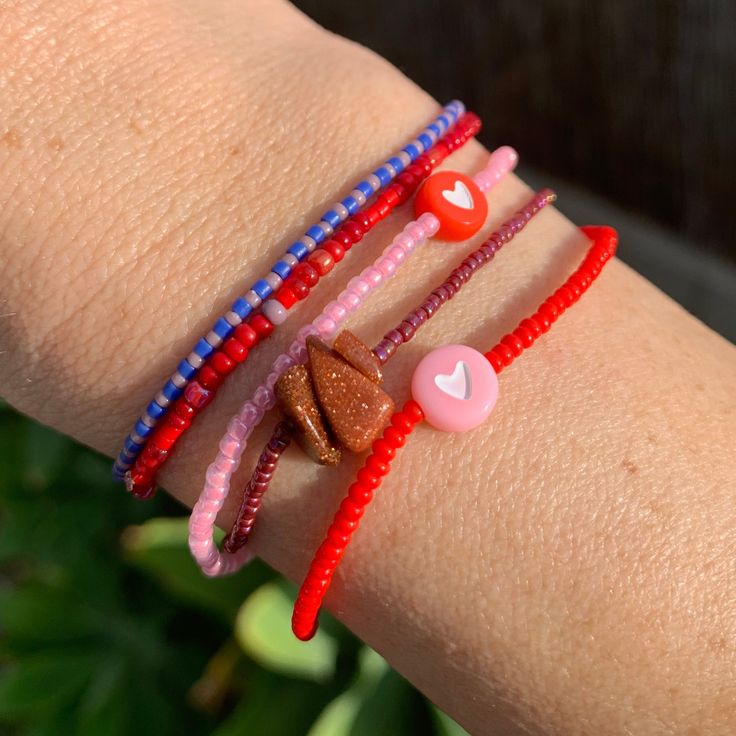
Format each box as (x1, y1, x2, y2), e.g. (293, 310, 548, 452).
(1, 2, 734, 735)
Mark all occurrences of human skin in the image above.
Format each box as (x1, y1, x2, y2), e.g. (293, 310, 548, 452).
(1, 1, 735, 733)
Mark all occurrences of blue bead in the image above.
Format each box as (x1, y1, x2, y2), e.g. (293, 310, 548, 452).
(306, 224, 325, 244)
(372, 167, 392, 187)
(272, 260, 291, 280)
(418, 133, 433, 151)
(231, 297, 252, 320)
(322, 210, 342, 229)
(437, 114, 449, 131)
(428, 122, 441, 138)
(287, 241, 308, 260)
(356, 180, 374, 199)
(387, 156, 404, 174)
(194, 338, 214, 359)
(162, 379, 183, 402)
(146, 400, 166, 420)
(252, 279, 272, 300)
(341, 196, 359, 215)
(177, 359, 197, 380)
(402, 143, 420, 160)
(124, 436, 143, 455)
(134, 419, 153, 438)
(213, 317, 233, 340)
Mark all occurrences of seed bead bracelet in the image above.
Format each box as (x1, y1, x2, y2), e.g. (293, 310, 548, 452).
(220, 187, 556, 563)
(291, 225, 618, 640)
(118, 105, 479, 499)
(188, 147, 520, 576)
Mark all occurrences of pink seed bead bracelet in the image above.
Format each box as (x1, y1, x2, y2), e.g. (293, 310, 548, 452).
(112, 100, 466, 480)
(187, 147, 520, 576)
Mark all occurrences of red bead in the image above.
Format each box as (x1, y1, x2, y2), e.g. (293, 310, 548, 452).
(389, 181, 410, 204)
(381, 187, 401, 209)
(348, 482, 373, 505)
(501, 334, 524, 357)
(292, 262, 319, 287)
(154, 423, 181, 450)
(308, 249, 334, 276)
(339, 498, 364, 521)
(365, 455, 390, 477)
(354, 211, 372, 231)
(250, 314, 273, 339)
(288, 277, 310, 301)
(184, 380, 213, 409)
(210, 351, 236, 375)
(174, 398, 195, 420)
(357, 467, 380, 489)
(234, 323, 258, 348)
(383, 427, 406, 448)
(198, 365, 223, 390)
(223, 338, 248, 363)
(331, 229, 352, 249)
(321, 240, 345, 263)
(166, 412, 190, 431)
(403, 401, 425, 425)
(341, 220, 364, 245)
(371, 438, 396, 462)
(275, 286, 298, 309)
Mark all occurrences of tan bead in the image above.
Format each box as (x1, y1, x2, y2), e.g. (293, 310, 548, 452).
(333, 330, 383, 384)
(274, 364, 341, 466)
(307, 337, 394, 453)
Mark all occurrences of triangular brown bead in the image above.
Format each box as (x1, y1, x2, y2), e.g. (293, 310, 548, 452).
(333, 330, 383, 384)
(274, 364, 341, 466)
(307, 336, 394, 453)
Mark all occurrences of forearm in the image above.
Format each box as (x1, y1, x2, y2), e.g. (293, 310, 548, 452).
(2, 2, 735, 734)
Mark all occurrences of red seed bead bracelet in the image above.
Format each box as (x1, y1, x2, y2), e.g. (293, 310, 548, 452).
(291, 225, 619, 640)
(124, 112, 481, 499)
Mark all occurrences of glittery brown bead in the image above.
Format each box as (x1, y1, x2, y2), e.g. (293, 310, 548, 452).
(307, 337, 394, 453)
(274, 364, 341, 466)
(333, 330, 383, 384)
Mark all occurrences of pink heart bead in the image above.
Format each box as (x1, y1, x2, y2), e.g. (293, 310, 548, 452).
(411, 345, 499, 432)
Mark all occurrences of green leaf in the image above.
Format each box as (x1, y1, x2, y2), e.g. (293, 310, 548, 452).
(432, 705, 471, 736)
(0, 653, 96, 720)
(122, 517, 272, 621)
(307, 648, 388, 736)
(235, 581, 336, 682)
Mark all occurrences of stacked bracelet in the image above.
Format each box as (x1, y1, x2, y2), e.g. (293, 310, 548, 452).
(115, 102, 478, 499)
(220, 188, 555, 562)
(188, 148, 521, 576)
(291, 225, 619, 640)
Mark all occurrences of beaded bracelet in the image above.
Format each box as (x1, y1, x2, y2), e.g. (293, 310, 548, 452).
(117, 103, 479, 499)
(290, 225, 618, 640)
(188, 147, 520, 577)
(221, 188, 555, 562)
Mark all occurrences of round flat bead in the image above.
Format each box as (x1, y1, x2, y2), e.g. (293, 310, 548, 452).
(411, 345, 498, 432)
(414, 170, 488, 242)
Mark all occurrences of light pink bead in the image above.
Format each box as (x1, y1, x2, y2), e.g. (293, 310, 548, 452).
(215, 454, 239, 474)
(296, 324, 319, 343)
(274, 354, 296, 374)
(383, 244, 406, 264)
(239, 402, 261, 426)
(347, 276, 371, 296)
(407, 222, 427, 242)
(288, 341, 308, 362)
(227, 417, 248, 442)
(253, 385, 275, 410)
(205, 466, 228, 486)
(394, 232, 415, 252)
(313, 313, 337, 338)
(363, 267, 382, 288)
(325, 300, 348, 324)
(218, 433, 241, 460)
(374, 256, 396, 278)
(338, 289, 362, 311)
(418, 212, 440, 237)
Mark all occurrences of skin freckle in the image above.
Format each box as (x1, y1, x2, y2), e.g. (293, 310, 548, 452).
(2, 129, 22, 148)
(621, 459, 639, 475)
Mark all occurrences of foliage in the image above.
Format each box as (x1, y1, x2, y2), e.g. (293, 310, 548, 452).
(0, 403, 468, 735)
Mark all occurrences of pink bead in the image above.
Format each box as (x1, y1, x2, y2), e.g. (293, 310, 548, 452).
(227, 417, 248, 441)
(296, 324, 319, 344)
(411, 344, 499, 432)
(253, 385, 275, 410)
(364, 267, 383, 287)
(325, 300, 348, 324)
(288, 341, 308, 362)
(239, 401, 261, 426)
(218, 433, 242, 460)
(417, 211, 440, 237)
(407, 222, 427, 243)
(215, 454, 238, 474)
(273, 353, 296, 373)
(394, 232, 415, 252)
(383, 244, 406, 265)
(338, 289, 362, 311)
(376, 256, 397, 277)
(347, 276, 371, 296)
(313, 313, 338, 338)
(206, 466, 228, 486)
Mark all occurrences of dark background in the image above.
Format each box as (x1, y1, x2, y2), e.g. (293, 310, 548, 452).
(294, 0, 736, 341)
(296, 0, 736, 260)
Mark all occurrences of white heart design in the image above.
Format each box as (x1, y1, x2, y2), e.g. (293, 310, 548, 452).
(434, 361, 472, 401)
(441, 180, 473, 210)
